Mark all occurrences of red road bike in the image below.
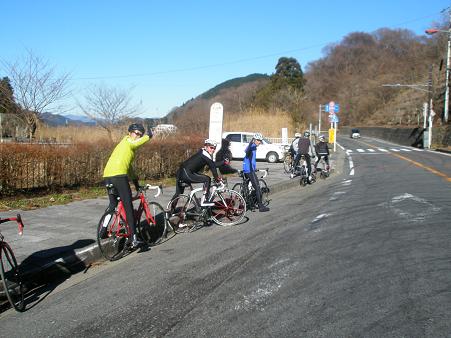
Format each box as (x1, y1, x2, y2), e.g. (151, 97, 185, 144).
(97, 184, 168, 261)
(0, 214, 25, 312)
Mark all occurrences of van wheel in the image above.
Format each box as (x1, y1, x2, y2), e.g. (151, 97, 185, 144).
(266, 152, 279, 163)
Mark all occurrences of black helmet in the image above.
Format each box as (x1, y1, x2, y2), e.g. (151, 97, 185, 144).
(128, 123, 145, 135)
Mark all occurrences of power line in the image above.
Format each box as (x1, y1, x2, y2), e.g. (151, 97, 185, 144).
(71, 10, 444, 82)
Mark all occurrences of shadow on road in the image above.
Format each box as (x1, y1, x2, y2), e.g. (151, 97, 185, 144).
(1, 239, 95, 313)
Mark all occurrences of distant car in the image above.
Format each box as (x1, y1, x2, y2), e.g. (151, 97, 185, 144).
(350, 128, 361, 139)
(222, 131, 285, 163)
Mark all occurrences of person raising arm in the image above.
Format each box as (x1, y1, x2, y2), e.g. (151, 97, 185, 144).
(101, 123, 152, 248)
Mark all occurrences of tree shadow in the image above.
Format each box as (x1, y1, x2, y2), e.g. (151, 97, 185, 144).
(1, 239, 95, 313)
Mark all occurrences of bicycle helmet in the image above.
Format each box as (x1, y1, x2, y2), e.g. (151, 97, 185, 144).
(253, 132, 263, 141)
(304, 130, 310, 137)
(128, 123, 145, 135)
(319, 134, 325, 141)
(295, 132, 302, 138)
(204, 139, 218, 148)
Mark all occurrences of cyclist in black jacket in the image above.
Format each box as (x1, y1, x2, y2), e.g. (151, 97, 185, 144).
(314, 135, 330, 171)
(292, 131, 315, 182)
(172, 139, 221, 206)
(215, 138, 238, 175)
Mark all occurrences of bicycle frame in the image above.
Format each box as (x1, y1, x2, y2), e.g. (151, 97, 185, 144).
(103, 184, 162, 240)
(0, 215, 24, 238)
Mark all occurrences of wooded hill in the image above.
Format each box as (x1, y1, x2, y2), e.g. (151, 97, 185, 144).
(168, 25, 450, 133)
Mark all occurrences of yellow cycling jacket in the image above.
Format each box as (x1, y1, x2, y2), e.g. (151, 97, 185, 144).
(103, 135, 150, 179)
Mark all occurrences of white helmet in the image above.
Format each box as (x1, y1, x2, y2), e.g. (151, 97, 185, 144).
(253, 132, 263, 141)
(204, 139, 217, 148)
(295, 132, 302, 138)
(319, 134, 325, 141)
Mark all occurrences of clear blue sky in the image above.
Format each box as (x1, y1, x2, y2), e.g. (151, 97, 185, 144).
(1, 0, 450, 118)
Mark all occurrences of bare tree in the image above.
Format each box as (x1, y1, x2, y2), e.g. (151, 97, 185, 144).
(77, 84, 141, 141)
(2, 50, 71, 140)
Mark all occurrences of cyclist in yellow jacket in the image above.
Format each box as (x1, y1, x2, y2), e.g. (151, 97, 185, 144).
(102, 123, 152, 248)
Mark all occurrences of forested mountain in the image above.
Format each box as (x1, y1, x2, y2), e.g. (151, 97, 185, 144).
(167, 73, 270, 132)
(167, 24, 449, 133)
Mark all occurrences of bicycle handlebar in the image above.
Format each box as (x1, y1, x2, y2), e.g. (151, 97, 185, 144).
(0, 214, 24, 236)
(258, 168, 268, 178)
(143, 184, 162, 198)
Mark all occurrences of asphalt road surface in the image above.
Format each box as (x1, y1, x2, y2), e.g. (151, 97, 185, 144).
(1, 135, 450, 337)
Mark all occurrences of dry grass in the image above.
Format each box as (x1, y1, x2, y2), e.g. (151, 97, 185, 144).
(223, 107, 300, 137)
(36, 124, 123, 143)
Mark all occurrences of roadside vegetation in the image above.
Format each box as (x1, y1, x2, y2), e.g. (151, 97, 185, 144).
(1, 21, 450, 208)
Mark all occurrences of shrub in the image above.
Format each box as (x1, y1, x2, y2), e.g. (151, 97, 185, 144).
(0, 135, 203, 197)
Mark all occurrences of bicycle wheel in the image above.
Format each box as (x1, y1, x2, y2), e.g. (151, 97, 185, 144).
(259, 179, 270, 206)
(210, 189, 246, 226)
(0, 242, 25, 312)
(97, 211, 129, 261)
(138, 202, 170, 245)
(167, 195, 199, 232)
(283, 154, 293, 174)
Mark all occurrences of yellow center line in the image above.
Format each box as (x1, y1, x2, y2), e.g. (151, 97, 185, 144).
(359, 141, 451, 183)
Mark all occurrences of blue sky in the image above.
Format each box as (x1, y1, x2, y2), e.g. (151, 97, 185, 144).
(1, 0, 450, 118)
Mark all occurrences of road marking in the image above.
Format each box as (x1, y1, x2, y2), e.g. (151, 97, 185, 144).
(359, 140, 451, 182)
(233, 259, 298, 312)
(329, 191, 346, 201)
(346, 149, 353, 153)
(342, 179, 352, 186)
(312, 213, 329, 223)
(337, 143, 345, 151)
(367, 149, 375, 152)
(390, 148, 400, 152)
(378, 193, 441, 223)
(400, 148, 412, 152)
(348, 156, 354, 175)
(357, 148, 364, 152)
(391, 152, 451, 182)
(378, 148, 389, 152)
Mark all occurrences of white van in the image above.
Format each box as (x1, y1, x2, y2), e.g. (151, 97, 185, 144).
(222, 132, 285, 163)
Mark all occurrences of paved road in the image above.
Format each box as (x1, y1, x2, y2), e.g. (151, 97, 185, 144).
(1, 137, 450, 337)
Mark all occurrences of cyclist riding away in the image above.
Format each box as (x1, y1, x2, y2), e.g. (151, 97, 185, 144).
(172, 139, 222, 207)
(289, 132, 302, 161)
(102, 123, 152, 248)
(243, 133, 270, 212)
(292, 130, 315, 183)
(314, 134, 330, 171)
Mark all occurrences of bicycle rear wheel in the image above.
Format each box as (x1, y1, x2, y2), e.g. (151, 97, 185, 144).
(283, 154, 293, 173)
(259, 179, 270, 206)
(210, 189, 246, 226)
(0, 242, 25, 311)
(138, 201, 170, 245)
(97, 212, 129, 261)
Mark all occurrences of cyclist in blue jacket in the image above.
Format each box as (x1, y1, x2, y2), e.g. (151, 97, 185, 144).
(243, 133, 270, 212)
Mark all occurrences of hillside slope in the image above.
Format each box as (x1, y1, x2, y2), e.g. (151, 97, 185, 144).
(167, 73, 269, 133)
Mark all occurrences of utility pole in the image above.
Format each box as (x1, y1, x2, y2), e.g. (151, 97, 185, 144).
(318, 104, 322, 135)
(444, 8, 451, 123)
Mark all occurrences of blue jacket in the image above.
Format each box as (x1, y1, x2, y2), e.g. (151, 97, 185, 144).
(243, 142, 257, 173)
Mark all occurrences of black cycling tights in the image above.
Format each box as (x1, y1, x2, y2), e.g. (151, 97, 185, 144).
(104, 175, 136, 236)
(173, 167, 211, 200)
(245, 171, 263, 207)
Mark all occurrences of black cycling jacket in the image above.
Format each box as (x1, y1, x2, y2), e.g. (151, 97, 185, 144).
(315, 141, 330, 155)
(182, 149, 219, 180)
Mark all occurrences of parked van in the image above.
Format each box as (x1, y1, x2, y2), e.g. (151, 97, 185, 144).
(222, 132, 285, 163)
